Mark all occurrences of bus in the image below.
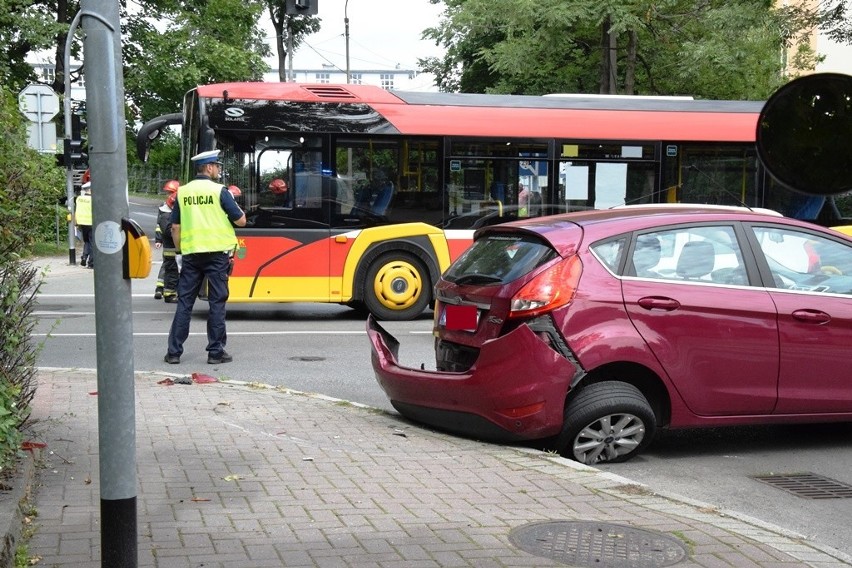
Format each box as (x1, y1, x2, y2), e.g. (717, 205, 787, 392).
(136, 82, 841, 320)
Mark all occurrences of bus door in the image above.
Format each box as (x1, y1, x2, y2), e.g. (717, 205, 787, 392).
(234, 145, 333, 303)
(557, 141, 658, 209)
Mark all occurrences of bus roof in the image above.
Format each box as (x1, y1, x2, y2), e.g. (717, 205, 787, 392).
(196, 83, 763, 142)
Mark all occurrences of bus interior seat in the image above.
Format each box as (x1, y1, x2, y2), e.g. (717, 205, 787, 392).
(372, 182, 394, 215)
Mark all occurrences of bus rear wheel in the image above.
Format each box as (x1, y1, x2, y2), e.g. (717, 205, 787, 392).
(363, 252, 430, 321)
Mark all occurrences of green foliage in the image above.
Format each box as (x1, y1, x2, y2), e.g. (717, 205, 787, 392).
(0, 380, 24, 473)
(0, 85, 51, 472)
(0, 88, 65, 247)
(423, 0, 807, 99)
(124, 0, 271, 122)
(0, 0, 68, 92)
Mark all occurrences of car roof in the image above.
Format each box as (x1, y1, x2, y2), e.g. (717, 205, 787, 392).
(475, 204, 819, 257)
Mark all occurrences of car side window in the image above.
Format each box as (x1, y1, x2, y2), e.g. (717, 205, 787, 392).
(590, 237, 626, 273)
(752, 226, 852, 294)
(630, 226, 748, 284)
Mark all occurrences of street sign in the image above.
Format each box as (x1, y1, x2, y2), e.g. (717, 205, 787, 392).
(26, 121, 58, 153)
(18, 84, 60, 122)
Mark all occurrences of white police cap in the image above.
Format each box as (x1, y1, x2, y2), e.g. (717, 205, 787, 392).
(190, 150, 222, 165)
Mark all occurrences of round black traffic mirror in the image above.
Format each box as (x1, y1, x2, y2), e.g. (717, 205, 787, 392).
(757, 72, 852, 196)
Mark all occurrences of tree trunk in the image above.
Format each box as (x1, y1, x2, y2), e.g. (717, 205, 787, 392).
(53, 0, 69, 95)
(599, 18, 618, 94)
(269, 4, 287, 82)
(624, 29, 637, 95)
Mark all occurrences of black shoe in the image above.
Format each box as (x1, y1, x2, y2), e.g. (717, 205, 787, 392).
(154, 288, 163, 300)
(164, 353, 180, 364)
(207, 351, 233, 364)
(163, 295, 178, 304)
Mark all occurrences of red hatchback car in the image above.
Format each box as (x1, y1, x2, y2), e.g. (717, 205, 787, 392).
(368, 205, 852, 464)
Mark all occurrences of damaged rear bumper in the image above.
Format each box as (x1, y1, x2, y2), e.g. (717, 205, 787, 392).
(367, 315, 582, 442)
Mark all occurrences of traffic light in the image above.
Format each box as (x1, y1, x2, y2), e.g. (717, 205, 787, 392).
(64, 138, 87, 168)
(285, 0, 317, 15)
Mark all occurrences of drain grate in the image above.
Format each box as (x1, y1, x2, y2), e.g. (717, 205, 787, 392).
(752, 472, 852, 499)
(509, 521, 687, 568)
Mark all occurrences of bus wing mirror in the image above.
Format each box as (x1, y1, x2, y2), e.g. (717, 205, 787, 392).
(757, 73, 852, 197)
(136, 113, 183, 162)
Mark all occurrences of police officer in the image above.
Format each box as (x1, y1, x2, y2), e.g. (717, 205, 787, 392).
(75, 181, 94, 268)
(164, 150, 246, 365)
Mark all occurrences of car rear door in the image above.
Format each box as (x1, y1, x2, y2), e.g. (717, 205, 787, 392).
(619, 224, 780, 416)
(748, 225, 852, 414)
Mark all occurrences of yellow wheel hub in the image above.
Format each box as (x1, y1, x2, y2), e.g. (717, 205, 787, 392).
(372, 260, 423, 310)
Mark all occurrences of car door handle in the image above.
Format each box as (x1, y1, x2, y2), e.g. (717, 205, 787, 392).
(637, 296, 681, 311)
(791, 309, 832, 324)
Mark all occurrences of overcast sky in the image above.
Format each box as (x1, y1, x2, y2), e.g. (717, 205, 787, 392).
(266, 0, 446, 72)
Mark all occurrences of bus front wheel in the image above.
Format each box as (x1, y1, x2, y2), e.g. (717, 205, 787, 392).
(363, 252, 431, 321)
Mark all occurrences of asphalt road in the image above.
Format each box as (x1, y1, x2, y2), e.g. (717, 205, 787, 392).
(29, 194, 852, 561)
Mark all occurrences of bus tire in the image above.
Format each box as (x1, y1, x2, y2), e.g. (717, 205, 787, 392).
(363, 252, 431, 321)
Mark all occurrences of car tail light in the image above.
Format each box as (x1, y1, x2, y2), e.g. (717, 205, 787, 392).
(508, 256, 582, 319)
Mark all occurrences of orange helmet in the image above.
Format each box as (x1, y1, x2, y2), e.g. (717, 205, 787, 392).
(166, 193, 176, 208)
(269, 178, 288, 194)
(163, 179, 180, 193)
(228, 185, 242, 197)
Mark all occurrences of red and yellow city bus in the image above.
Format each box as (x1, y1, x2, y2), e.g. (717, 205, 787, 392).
(136, 82, 828, 320)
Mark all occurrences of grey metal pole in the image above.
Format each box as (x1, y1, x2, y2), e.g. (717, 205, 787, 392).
(63, 11, 83, 266)
(345, 0, 351, 84)
(80, 1, 138, 566)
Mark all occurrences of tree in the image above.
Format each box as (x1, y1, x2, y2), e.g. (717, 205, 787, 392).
(123, 0, 271, 122)
(421, 0, 811, 100)
(0, 0, 69, 94)
(265, 1, 321, 82)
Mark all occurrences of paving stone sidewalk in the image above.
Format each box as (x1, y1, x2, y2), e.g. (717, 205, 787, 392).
(23, 369, 852, 567)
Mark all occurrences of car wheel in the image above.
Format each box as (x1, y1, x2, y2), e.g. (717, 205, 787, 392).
(363, 252, 431, 321)
(555, 381, 656, 465)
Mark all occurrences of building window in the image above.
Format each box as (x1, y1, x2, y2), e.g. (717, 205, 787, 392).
(351, 73, 362, 85)
(316, 72, 330, 84)
(380, 74, 395, 90)
(40, 66, 56, 84)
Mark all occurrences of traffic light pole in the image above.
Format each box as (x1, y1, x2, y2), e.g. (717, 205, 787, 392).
(62, 14, 80, 265)
(80, 1, 138, 566)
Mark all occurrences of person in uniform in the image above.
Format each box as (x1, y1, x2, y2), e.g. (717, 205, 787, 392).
(75, 181, 94, 268)
(154, 180, 180, 302)
(164, 150, 246, 365)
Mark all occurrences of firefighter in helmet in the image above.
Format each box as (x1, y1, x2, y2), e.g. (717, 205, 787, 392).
(154, 180, 180, 302)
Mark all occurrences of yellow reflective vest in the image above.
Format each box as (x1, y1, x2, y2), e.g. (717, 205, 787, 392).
(75, 193, 92, 226)
(176, 178, 237, 254)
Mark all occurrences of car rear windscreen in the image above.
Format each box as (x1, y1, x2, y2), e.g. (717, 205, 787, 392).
(443, 234, 559, 285)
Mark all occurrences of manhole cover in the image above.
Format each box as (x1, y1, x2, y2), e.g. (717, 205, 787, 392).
(288, 356, 326, 362)
(752, 473, 852, 499)
(509, 521, 687, 568)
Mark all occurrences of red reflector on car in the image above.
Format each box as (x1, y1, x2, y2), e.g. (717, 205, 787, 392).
(444, 304, 478, 330)
(496, 401, 546, 419)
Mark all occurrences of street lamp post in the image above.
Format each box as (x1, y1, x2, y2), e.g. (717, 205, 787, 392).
(344, 0, 351, 83)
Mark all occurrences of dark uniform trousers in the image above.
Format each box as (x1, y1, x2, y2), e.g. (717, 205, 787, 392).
(167, 251, 231, 357)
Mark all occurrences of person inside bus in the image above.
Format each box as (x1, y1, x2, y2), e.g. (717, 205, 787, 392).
(518, 183, 530, 217)
(371, 169, 394, 215)
(269, 178, 289, 206)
